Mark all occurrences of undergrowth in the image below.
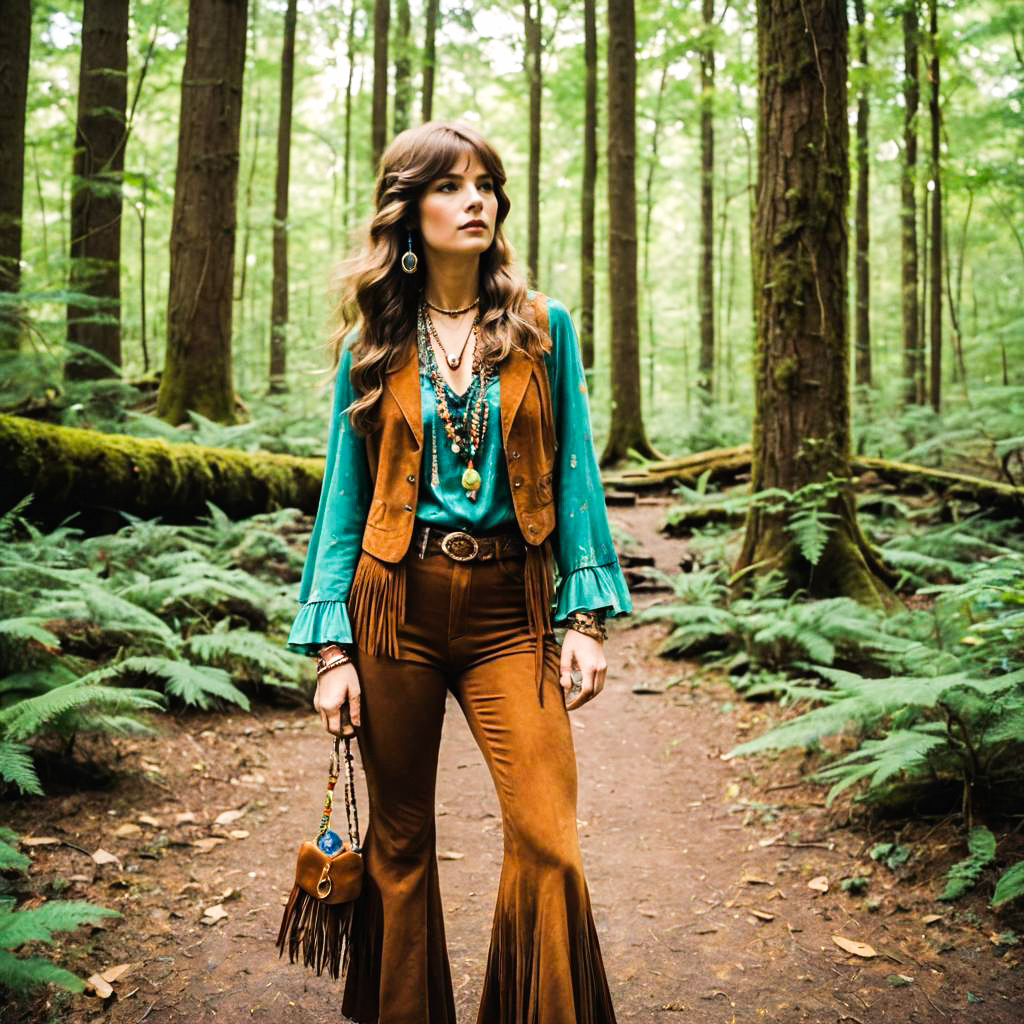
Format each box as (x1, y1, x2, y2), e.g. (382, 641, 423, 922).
(0, 496, 310, 797)
(643, 485, 1024, 909)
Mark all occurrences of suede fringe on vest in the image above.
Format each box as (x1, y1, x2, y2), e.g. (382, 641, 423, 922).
(524, 536, 555, 705)
(347, 551, 407, 659)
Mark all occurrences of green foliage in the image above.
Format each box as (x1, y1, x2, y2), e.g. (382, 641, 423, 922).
(0, 501, 309, 795)
(940, 827, 997, 901)
(0, 834, 120, 997)
(869, 842, 912, 871)
(992, 861, 1024, 907)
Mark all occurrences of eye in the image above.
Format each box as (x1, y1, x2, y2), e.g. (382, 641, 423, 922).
(479, 180, 495, 193)
(437, 181, 458, 192)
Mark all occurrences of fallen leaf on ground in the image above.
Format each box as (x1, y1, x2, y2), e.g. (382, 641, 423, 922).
(137, 815, 161, 828)
(832, 935, 877, 958)
(438, 850, 464, 860)
(807, 876, 829, 893)
(91, 848, 120, 866)
(741, 872, 771, 885)
(214, 809, 245, 825)
(99, 963, 133, 984)
(758, 833, 784, 847)
(140, 761, 161, 773)
(84, 974, 114, 999)
(192, 838, 226, 853)
(21, 836, 60, 846)
(112, 823, 141, 838)
(887, 973, 914, 987)
(202, 904, 228, 924)
(637, 906, 658, 918)
(921, 913, 943, 925)
(174, 812, 197, 824)
(228, 830, 250, 840)
(749, 909, 774, 921)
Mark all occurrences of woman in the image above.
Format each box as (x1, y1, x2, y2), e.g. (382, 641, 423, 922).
(288, 121, 632, 1024)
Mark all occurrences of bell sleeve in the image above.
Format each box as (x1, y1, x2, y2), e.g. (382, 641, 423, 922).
(545, 298, 633, 627)
(286, 343, 372, 656)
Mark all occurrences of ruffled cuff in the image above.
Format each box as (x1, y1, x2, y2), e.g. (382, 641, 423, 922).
(553, 562, 633, 626)
(287, 599, 354, 657)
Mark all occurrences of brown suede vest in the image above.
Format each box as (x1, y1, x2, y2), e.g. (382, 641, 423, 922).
(360, 294, 555, 562)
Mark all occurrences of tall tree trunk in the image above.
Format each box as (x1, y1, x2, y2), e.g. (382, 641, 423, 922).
(697, 0, 715, 399)
(421, 0, 439, 122)
(269, 0, 297, 394)
(642, 62, 669, 410)
(927, 0, 942, 412)
(918, 177, 928, 403)
(602, 0, 658, 466)
(736, 0, 891, 606)
(343, 0, 358, 236)
(157, 0, 248, 425)
(853, 0, 871, 388)
(371, 0, 390, 168)
(66, 0, 129, 381)
(0, 0, 31, 352)
(393, 0, 411, 135)
(580, 0, 597, 372)
(900, 1, 920, 406)
(524, 0, 542, 285)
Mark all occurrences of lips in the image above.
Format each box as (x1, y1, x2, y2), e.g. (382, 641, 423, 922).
(460, 220, 487, 230)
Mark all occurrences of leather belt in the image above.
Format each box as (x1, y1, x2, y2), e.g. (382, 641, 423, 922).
(412, 523, 525, 563)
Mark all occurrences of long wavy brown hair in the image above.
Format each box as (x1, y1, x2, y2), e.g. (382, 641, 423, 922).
(326, 121, 547, 436)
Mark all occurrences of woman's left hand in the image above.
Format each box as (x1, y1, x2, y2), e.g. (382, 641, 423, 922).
(559, 629, 607, 711)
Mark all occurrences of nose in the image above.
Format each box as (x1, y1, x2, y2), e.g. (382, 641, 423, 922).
(465, 186, 483, 211)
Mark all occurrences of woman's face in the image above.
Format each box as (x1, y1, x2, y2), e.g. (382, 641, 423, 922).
(417, 151, 499, 262)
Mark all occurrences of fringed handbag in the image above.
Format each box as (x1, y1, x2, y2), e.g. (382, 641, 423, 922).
(276, 733, 363, 979)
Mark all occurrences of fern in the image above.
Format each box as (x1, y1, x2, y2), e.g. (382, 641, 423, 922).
(0, 741, 43, 795)
(0, 885, 119, 995)
(184, 628, 305, 688)
(992, 861, 1024, 907)
(0, 829, 30, 872)
(940, 827, 997, 901)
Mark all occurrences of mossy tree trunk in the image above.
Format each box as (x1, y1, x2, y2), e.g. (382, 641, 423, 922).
(65, 0, 129, 381)
(736, 0, 891, 608)
(853, 0, 871, 389)
(269, 0, 297, 396)
(901, 1, 921, 406)
(580, 0, 597, 372)
(393, 0, 412, 135)
(0, 0, 31, 352)
(602, 0, 658, 466)
(927, 0, 942, 413)
(523, 0, 542, 285)
(371, 0, 390, 168)
(697, 0, 715, 400)
(421, 0, 439, 122)
(157, 0, 248, 426)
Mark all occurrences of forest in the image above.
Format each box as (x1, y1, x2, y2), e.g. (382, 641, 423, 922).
(0, 0, 1022, 1020)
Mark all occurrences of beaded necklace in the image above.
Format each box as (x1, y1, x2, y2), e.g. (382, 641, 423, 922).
(417, 302, 492, 501)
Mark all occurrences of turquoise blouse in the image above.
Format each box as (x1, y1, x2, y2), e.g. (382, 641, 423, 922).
(287, 297, 632, 655)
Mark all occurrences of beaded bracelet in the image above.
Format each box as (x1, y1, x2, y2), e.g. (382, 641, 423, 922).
(566, 610, 607, 643)
(315, 645, 352, 678)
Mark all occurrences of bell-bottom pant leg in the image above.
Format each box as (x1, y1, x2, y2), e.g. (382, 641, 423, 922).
(341, 648, 456, 1024)
(452, 643, 618, 1024)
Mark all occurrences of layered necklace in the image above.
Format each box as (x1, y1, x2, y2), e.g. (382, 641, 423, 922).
(417, 301, 491, 501)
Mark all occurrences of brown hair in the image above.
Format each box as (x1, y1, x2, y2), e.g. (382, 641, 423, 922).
(325, 121, 546, 435)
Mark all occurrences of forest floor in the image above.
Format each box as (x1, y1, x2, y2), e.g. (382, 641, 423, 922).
(6, 493, 1023, 1024)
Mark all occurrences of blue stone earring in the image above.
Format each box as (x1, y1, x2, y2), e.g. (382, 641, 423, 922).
(401, 231, 418, 274)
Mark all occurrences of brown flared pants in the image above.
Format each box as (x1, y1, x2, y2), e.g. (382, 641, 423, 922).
(340, 543, 617, 1024)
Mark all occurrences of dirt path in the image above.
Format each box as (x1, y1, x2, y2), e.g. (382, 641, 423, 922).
(8, 495, 1022, 1023)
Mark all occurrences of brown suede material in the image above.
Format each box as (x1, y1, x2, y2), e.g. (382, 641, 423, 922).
(360, 294, 556, 564)
(293, 841, 363, 905)
(340, 547, 617, 1024)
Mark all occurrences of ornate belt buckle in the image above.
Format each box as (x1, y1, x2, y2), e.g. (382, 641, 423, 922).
(440, 531, 479, 561)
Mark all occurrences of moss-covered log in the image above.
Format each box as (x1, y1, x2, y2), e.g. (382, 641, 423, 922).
(0, 414, 324, 533)
(604, 444, 1024, 517)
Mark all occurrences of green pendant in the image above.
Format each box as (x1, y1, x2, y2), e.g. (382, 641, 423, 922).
(461, 466, 481, 492)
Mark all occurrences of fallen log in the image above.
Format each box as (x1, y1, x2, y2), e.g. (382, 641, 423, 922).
(0, 414, 324, 533)
(604, 443, 1024, 517)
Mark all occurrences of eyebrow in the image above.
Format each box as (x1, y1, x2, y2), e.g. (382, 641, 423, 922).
(437, 170, 493, 181)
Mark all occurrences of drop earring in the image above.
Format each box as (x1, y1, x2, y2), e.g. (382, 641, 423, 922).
(401, 232, 418, 274)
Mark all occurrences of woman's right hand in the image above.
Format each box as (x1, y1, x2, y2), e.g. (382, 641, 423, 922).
(313, 661, 361, 736)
